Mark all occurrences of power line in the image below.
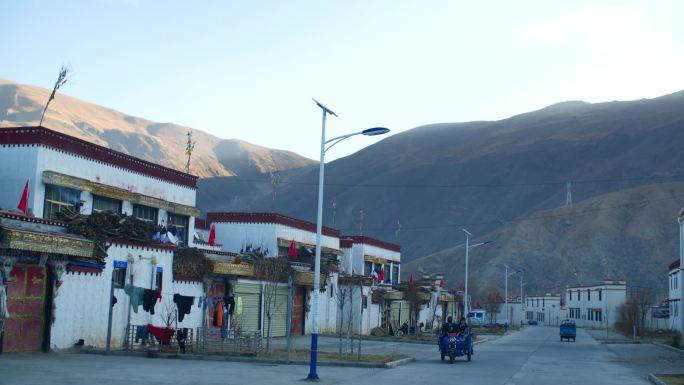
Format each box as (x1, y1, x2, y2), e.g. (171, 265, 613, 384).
(209, 172, 684, 190)
(329, 195, 684, 233)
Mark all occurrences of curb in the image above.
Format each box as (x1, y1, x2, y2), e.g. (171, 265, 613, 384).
(652, 342, 684, 355)
(323, 334, 493, 346)
(384, 357, 415, 368)
(648, 373, 667, 385)
(73, 349, 413, 369)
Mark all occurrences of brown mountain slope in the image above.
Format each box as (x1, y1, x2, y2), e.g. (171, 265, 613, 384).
(404, 182, 684, 298)
(0, 78, 315, 177)
(200, 89, 684, 259)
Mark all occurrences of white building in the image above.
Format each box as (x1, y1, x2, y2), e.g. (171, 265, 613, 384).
(0, 126, 204, 352)
(564, 281, 627, 328)
(206, 212, 342, 335)
(338, 235, 402, 335)
(668, 259, 681, 333)
(525, 294, 562, 326)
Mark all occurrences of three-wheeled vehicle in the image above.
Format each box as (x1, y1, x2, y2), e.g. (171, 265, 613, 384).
(560, 320, 576, 342)
(439, 329, 473, 363)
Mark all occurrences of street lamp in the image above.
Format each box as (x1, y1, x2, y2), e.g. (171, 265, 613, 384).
(503, 264, 520, 330)
(308, 98, 389, 381)
(461, 233, 494, 321)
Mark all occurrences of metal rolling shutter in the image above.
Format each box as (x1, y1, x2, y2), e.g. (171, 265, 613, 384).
(234, 282, 261, 334)
(265, 286, 289, 337)
(399, 301, 410, 325)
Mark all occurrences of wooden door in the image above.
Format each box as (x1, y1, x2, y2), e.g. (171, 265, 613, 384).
(3, 265, 46, 353)
(291, 287, 304, 335)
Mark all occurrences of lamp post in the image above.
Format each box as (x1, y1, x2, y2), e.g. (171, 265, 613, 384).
(460, 234, 494, 321)
(463, 229, 472, 320)
(503, 264, 521, 330)
(308, 98, 389, 381)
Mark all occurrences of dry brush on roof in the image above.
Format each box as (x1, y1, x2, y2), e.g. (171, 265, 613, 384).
(56, 207, 156, 262)
(173, 247, 214, 280)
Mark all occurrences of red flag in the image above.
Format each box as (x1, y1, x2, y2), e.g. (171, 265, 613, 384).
(289, 240, 297, 259)
(439, 278, 444, 288)
(208, 224, 216, 246)
(17, 179, 29, 216)
(409, 273, 414, 286)
(379, 267, 385, 282)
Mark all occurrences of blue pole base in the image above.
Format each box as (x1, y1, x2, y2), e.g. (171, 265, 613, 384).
(307, 333, 319, 380)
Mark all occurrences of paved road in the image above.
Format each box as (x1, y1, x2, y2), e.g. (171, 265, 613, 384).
(0, 326, 665, 385)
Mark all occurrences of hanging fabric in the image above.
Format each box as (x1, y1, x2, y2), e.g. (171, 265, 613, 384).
(0, 284, 8, 334)
(142, 289, 157, 314)
(123, 285, 145, 313)
(173, 294, 194, 322)
(147, 324, 175, 345)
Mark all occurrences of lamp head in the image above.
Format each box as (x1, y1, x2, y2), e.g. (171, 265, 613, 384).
(362, 127, 390, 136)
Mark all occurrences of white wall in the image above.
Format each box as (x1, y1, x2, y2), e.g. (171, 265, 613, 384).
(564, 284, 626, 328)
(213, 221, 339, 256)
(669, 267, 682, 332)
(525, 296, 562, 326)
(0, 146, 40, 213)
(51, 243, 205, 350)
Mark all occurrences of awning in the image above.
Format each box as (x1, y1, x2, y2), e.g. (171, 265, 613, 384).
(0, 226, 95, 258)
(212, 261, 255, 277)
(363, 255, 400, 265)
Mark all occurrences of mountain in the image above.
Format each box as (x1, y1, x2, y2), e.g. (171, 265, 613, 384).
(404, 182, 684, 297)
(0, 78, 316, 178)
(198, 90, 684, 296)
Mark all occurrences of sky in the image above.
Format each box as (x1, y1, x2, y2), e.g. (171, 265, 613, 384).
(2, 0, 684, 160)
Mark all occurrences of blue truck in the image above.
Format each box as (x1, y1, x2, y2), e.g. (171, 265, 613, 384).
(559, 320, 576, 342)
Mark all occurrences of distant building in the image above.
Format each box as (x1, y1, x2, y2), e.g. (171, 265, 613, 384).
(525, 294, 562, 326)
(339, 235, 402, 334)
(669, 259, 681, 333)
(206, 212, 342, 335)
(564, 281, 627, 328)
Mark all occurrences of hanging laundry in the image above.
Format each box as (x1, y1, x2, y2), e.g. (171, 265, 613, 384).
(0, 284, 8, 334)
(226, 294, 235, 315)
(176, 328, 188, 353)
(213, 301, 224, 327)
(142, 289, 158, 314)
(147, 324, 175, 345)
(135, 325, 149, 344)
(173, 294, 194, 322)
(123, 285, 145, 313)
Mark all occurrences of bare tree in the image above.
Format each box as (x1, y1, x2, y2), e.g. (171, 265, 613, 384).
(483, 288, 503, 325)
(618, 287, 653, 337)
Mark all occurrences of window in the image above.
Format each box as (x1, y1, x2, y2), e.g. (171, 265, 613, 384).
(112, 261, 128, 288)
(167, 213, 189, 244)
(598, 290, 602, 301)
(133, 204, 158, 223)
(92, 195, 121, 214)
(383, 264, 391, 284)
(362, 296, 368, 309)
(330, 284, 334, 298)
(364, 261, 373, 277)
(569, 291, 572, 301)
(44, 184, 81, 220)
(542, 298, 545, 307)
(596, 308, 602, 322)
(577, 290, 581, 301)
(536, 299, 539, 307)
(392, 266, 399, 284)
(154, 267, 163, 291)
(587, 289, 591, 301)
